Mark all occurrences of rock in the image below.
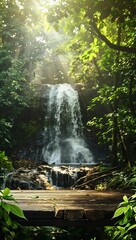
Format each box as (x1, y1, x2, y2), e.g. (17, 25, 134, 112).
(4, 165, 96, 190)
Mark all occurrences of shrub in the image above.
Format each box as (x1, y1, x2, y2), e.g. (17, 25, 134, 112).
(0, 187, 26, 240)
(105, 193, 136, 240)
(0, 151, 12, 171)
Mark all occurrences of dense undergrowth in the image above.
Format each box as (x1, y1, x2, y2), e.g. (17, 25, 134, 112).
(96, 166, 136, 191)
(72, 164, 136, 192)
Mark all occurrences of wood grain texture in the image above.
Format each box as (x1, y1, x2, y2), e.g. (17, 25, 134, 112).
(11, 190, 131, 226)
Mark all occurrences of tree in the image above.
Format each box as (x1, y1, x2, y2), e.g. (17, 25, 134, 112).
(0, 0, 47, 150)
(46, 0, 136, 166)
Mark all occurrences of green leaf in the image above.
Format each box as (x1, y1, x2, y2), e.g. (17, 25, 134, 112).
(2, 226, 10, 233)
(133, 206, 136, 213)
(123, 205, 130, 214)
(3, 210, 11, 226)
(31, 195, 39, 199)
(123, 195, 128, 202)
(117, 226, 125, 232)
(11, 221, 19, 229)
(112, 207, 125, 218)
(124, 207, 133, 220)
(10, 231, 16, 238)
(3, 195, 17, 202)
(131, 193, 136, 199)
(9, 204, 26, 219)
(3, 187, 10, 197)
(1, 202, 10, 214)
(128, 224, 136, 231)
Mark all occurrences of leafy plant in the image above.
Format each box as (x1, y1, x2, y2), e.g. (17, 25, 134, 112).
(0, 187, 26, 240)
(13, 225, 99, 240)
(0, 151, 12, 171)
(105, 193, 136, 240)
(0, 151, 12, 189)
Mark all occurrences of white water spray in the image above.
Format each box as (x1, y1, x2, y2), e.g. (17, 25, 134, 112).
(41, 83, 94, 164)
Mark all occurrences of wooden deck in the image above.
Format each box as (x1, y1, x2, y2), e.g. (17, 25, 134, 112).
(11, 190, 131, 227)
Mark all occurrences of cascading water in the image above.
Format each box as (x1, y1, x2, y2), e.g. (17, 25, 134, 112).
(3, 83, 96, 190)
(39, 83, 94, 165)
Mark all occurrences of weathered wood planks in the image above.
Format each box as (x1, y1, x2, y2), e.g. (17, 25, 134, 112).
(11, 190, 131, 226)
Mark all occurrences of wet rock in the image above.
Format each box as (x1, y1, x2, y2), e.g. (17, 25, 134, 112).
(4, 165, 93, 190)
(38, 174, 55, 190)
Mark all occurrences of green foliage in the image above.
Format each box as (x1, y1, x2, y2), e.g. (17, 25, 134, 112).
(125, 167, 136, 190)
(0, 151, 12, 172)
(11, 225, 100, 240)
(105, 193, 136, 240)
(14, 226, 70, 240)
(0, 187, 26, 240)
(0, 0, 48, 150)
(87, 62, 136, 163)
(0, 0, 135, 164)
(46, 0, 136, 167)
(98, 166, 136, 191)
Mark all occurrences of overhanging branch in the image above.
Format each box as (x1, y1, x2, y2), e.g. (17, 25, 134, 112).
(91, 21, 136, 54)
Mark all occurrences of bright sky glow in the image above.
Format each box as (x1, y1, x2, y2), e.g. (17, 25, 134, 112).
(49, 0, 58, 4)
(36, 0, 60, 13)
(15, 0, 60, 13)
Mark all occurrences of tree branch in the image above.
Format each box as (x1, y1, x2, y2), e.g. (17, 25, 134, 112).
(91, 21, 136, 54)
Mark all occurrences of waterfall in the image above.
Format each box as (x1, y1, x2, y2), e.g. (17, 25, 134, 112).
(39, 83, 94, 165)
(4, 83, 95, 190)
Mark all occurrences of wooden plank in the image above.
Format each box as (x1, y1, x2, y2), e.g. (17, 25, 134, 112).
(18, 218, 104, 227)
(9, 190, 131, 226)
(64, 209, 84, 219)
(11, 190, 131, 199)
(55, 206, 84, 219)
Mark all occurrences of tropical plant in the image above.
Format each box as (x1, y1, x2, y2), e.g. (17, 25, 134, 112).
(0, 151, 13, 189)
(105, 193, 136, 240)
(0, 187, 26, 240)
(0, 151, 12, 172)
